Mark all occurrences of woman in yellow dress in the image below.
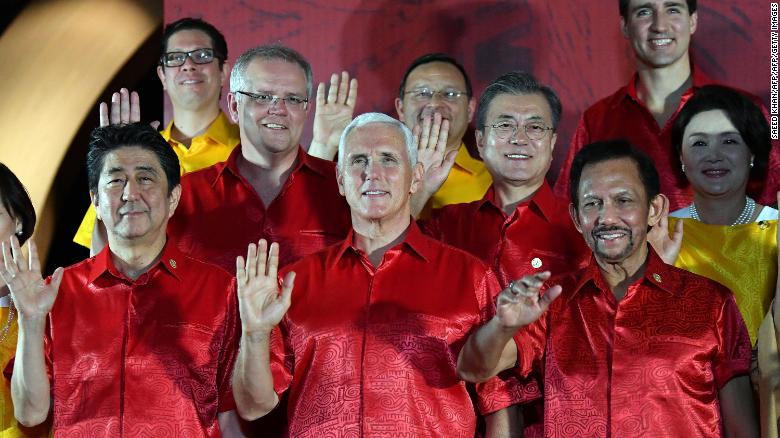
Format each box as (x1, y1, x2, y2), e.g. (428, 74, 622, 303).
(0, 164, 48, 437)
(658, 85, 778, 436)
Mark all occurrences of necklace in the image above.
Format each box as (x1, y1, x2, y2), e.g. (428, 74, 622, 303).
(0, 299, 14, 344)
(689, 197, 756, 226)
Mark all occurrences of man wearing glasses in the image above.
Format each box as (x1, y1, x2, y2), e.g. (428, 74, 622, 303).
(167, 44, 351, 273)
(396, 54, 492, 215)
(421, 71, 590, 436)
(73, 17, 240, 254)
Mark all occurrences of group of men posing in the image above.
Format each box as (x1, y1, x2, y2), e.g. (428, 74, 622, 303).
(1, 0, 777, 436)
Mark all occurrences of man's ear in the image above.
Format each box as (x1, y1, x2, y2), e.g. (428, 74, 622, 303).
(90, 191, 101, 221)
(410, 162, 424, 195)
(167, 184, 183, 219)
(569, 203, 583, 234)
(336, 168, 345, 197)
(475, 129, 485, 160)
(395, 97, 405, 120)
(219, 61, 230, 86)
(689, 11, 698, 35)
(466, 97, 476, 123)
(156, 66, 167, 91)
(227, 93, 240, 123)
(620, 16, 629, 39)
(647, 193, 668, 228)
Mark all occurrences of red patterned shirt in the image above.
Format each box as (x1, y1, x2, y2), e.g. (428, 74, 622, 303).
(554, 69, 780, 211)
(271, 222, 500, 437)
(46, 241, 239, 436)
(168, 145, 352, 271)
(513, 249, 752, 437)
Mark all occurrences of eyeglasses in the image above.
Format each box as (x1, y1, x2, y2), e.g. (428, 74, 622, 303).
(160, 48, 221, 68)
(235, 91, 309, 110)
(404, 88, 468, 102)
(489, 121, 554, 141)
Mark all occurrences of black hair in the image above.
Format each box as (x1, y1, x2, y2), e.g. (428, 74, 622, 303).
(569, 140, 660, 211)
(0, 164, 35, 244)
(398, 53, 472, 99)
(672, 84, 770, 180)
(476, 71, 562, 131)
(161, 17, 228, 68)
(619, 0, 696, 18)
(86, 123, 180, 195)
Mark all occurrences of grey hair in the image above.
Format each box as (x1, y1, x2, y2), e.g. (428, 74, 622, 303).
(229, 44, 313, 98)
(475, 71, 562, 131)
(337, 112, 417, 169)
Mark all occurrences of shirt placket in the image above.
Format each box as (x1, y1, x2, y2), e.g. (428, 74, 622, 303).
(120, 273, 149, 436)
(357, 254, 376, 438)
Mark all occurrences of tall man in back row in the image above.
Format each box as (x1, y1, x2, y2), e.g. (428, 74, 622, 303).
(460, 140, 758, 437)
(74, 17, 240, 253)
(554, 0, 780, 210)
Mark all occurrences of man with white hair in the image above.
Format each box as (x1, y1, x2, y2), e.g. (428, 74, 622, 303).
(167, 44, 351, 271)
(231, 113, 511, 437)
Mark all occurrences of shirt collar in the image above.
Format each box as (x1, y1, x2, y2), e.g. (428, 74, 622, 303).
(215, 145, 328, 185)
(476, 182, 560, 223)
(88, 238, 183, 284)
(332, 220, 432, 268)
(453, 142, 483, 175)
(622, 64, 715, 106)
(569, 247, 681, 303)
(160, 112, 240, 149)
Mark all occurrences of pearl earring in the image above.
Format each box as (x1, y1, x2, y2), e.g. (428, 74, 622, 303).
(681, 164, 686, 173)
(750, 157, 754, 168)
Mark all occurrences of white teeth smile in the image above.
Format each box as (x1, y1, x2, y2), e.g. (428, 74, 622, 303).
(363, 191, 387, 195)
(598, 233, 625, 240)
(263, 123, 286, 129)
(506, 154, 530, 159)
(181, 80, 202, 84)
(651, 38, 673, 46)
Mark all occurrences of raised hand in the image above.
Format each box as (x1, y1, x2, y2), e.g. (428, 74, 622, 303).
(98, 88, 160, 130)
(495, 272, 561, 330)
(414, 113, 455, 195)
(235, 240, 295, 335)
(648, 202, 683, 265)
(309, 71, 358, 160)
(0, 237, 62, 321)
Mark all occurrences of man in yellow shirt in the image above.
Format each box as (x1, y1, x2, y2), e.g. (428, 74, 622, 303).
(73, 17, 239, 253)
(395, 53, 492, 212)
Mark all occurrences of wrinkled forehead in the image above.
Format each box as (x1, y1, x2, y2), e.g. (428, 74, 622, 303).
(101, 146, 165, 174)
(245, 58, 307, 94)
(345, 123, 408, 155)
(406, 61, 467, 90)
(578, 158, 645, 198)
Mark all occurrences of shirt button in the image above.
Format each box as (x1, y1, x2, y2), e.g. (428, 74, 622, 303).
(758, 221, 769, 230)
(652, 273, 662, 283)
(531, 257, 542, 269)
(169, 259, 177, 269)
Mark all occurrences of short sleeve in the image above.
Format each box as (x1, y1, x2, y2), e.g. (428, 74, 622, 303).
(712, 294, 752, 388)
(217, 279, 240, 412)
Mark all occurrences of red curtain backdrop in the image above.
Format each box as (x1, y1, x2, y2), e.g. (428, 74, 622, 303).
(164, 0, 771, 178)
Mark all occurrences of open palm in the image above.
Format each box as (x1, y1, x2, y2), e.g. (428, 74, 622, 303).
(0, 237, 62, 319)
(236, 240, 295, 335)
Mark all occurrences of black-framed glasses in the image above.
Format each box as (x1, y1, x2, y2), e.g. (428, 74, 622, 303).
(489, 121, 554, 141)
(160, 48, 221, 68)
(404, 88, 468, 102)
(235, 91, 309, 110)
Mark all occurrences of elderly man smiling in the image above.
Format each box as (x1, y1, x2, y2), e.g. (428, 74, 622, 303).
(231, 113, 514, 437)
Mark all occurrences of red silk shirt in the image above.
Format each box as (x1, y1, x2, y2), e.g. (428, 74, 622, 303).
(168, 145, 352, 272)
(424, 182, 589, 288)
(513, 249, 752, 437)
(554, 68, 780, 211)
(271, 222, 501, 437)
(45, 241, 239, 436)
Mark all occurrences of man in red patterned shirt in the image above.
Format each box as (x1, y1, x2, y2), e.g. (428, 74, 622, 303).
(167, 45, 351, 272)
(231, 113, 515, 437)
(554, 0, 780, 211)
(459, 140, 758, 437)
(1, 123, 241, 435)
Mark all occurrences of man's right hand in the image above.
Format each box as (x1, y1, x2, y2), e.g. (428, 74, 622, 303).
(98, 88, 160, 129)
(0, 237, 62, 321)
(235, 240, 295, 336)
(308, 71, 358, 160)
(495, 272, 561, 330)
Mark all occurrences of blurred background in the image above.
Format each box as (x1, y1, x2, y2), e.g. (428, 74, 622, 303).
(0, 0, 769, 273)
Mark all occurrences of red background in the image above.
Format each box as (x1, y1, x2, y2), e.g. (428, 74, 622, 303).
(164, 0, 771, 180)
